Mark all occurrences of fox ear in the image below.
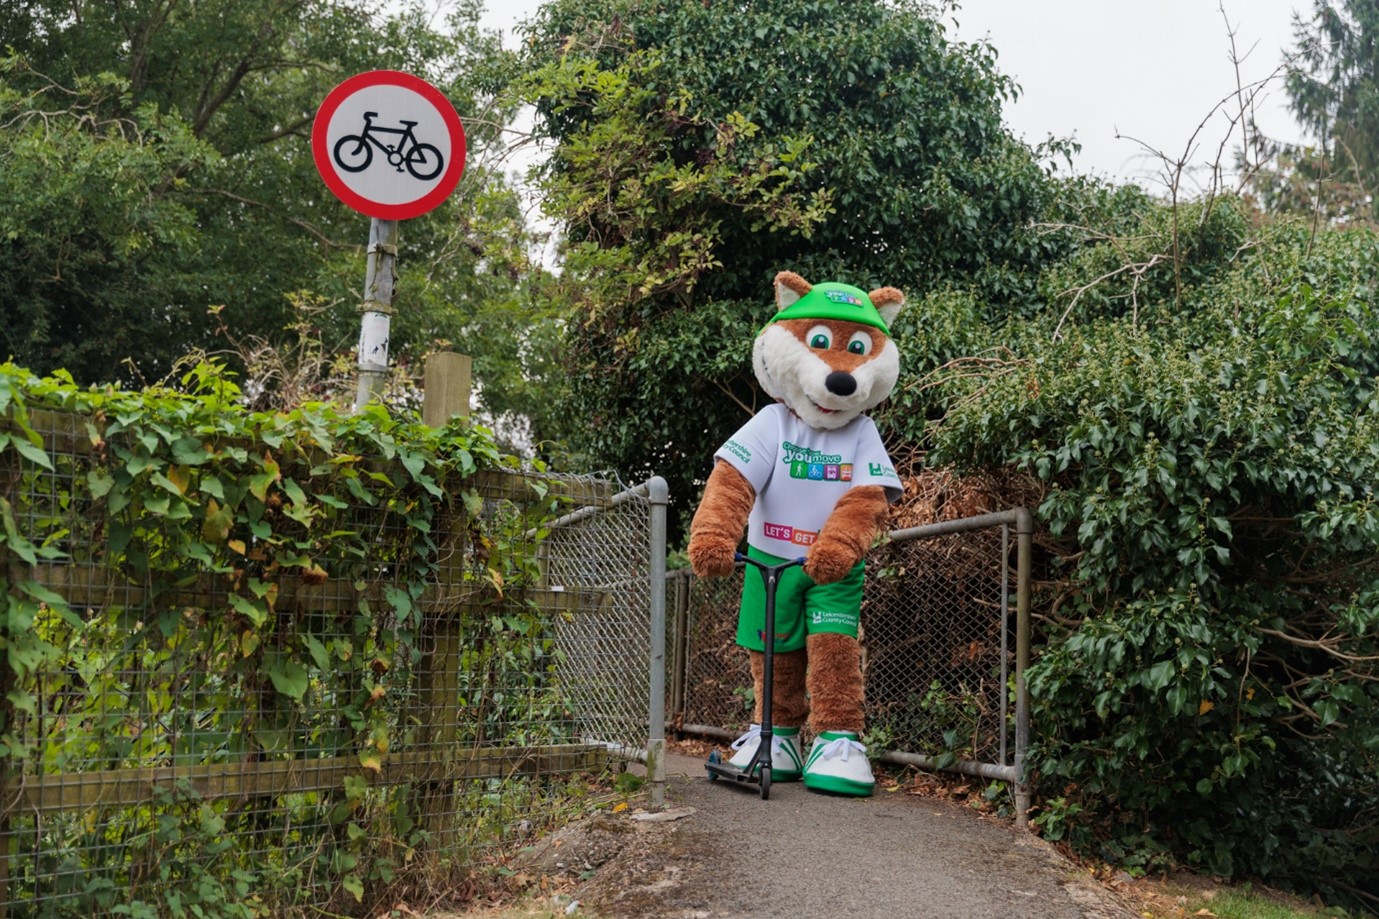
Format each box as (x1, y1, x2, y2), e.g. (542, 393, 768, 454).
(774, 271, 812, 312)
(869, 286, 905, 328)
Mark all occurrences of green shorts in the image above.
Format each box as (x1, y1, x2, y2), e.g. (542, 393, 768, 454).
(736, 546, 865, 653)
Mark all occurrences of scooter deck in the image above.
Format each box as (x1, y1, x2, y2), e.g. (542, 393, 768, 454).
(705, 749, 773, 797)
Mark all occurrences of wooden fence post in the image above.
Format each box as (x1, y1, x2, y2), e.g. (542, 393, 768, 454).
(418, 354, 472, 850)
(421, 352, 472, 427)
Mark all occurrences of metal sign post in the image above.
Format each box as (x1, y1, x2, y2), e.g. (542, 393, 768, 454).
(311, 70, 466, 410)
(354, 217, 398, 410)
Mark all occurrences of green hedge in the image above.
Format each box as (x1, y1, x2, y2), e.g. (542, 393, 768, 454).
(925, 204, 1378, 908)
(0, 361, 579, 916)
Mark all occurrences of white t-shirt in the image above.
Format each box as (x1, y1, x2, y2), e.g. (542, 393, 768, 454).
(713, 403, 902, 558)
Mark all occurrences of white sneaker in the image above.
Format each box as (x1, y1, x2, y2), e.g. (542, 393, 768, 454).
(727, 724, 804, 781)
(803, 731, 874, 796)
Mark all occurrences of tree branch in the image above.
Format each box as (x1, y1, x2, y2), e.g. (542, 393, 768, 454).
(186, 187, 352, 249)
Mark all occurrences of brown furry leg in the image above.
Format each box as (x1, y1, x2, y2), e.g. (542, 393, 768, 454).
(747, 648, 809, 727)
(805, 633, 865, 735)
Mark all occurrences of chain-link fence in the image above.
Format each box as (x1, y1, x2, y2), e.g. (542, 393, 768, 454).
(0, 405, 668, 916)
(670, 510, 1031, 814)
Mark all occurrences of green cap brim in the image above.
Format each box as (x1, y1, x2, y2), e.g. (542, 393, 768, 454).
(767, 282, 890, 335)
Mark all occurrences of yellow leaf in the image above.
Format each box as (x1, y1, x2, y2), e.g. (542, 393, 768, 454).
(202, 498, 233, 543)
(167, 465, 191, 494)
(240, 631, 260, 658)
(359, 753, 382, 774)
(228, 539, 246, 556)
(1198, 700, 1215, 716)
(612, 802, 628, 813)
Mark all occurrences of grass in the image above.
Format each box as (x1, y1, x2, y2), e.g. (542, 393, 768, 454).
(1126, 874, 1355, 919)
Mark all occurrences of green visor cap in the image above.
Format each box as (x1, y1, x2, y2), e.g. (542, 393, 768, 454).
(768, 282, 890, 335)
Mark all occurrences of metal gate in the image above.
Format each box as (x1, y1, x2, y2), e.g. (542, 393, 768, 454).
(669, 509, 1031, 817)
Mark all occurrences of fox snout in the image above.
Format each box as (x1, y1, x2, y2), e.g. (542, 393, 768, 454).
(825, 371, 857, 397)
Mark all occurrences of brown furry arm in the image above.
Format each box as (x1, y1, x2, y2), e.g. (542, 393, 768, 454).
(688, 461, 756, 577)
(804, 485, 890, 584)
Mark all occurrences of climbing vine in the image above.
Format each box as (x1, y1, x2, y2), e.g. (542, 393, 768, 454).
(0, 361, 571, 915)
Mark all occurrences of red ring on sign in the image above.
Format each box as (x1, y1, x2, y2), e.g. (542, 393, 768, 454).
(312, 70, 467, 220)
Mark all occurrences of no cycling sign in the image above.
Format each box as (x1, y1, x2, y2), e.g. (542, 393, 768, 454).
(312, 70, 467, 220)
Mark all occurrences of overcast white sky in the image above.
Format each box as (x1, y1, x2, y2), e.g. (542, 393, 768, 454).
(476, 0, 1312, 191)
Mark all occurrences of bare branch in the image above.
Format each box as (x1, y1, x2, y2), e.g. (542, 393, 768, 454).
(186, 187, 352, 249)
(1257, 626, 1379, 663)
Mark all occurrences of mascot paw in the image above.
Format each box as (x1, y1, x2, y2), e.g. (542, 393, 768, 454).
(688, 536, 738, 578)
(804, 540, 858, 585)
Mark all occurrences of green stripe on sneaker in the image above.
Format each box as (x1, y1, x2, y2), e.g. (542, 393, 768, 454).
(803, 772, 874, 796)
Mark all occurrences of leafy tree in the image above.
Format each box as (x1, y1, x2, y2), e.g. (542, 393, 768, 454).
(516, 0, 1076, 521)
(0, 0, 556, 436)
(1251, 0, 1379, 224)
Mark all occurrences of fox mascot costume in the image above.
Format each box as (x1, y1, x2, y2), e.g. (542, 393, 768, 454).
(688, 270, 904, 797)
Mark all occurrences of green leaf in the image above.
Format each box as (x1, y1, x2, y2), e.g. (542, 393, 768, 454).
(10, 435, 54, 470)
(266, 658, 309, 701)
(229, 594, 269, 628)
(87, 468, 115, 498)
(303, 634, 331, 670)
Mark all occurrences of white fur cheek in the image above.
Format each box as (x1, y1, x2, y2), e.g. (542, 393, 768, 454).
(855, 342, 901, 411)
(751, 335, 782, 402)
(753, 326, 813, 406)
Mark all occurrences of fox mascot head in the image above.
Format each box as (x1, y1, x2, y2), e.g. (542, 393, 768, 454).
(754, 271, 905, 429)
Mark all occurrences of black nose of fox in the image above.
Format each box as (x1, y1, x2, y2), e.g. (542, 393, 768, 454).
(825, 371, 857, 397)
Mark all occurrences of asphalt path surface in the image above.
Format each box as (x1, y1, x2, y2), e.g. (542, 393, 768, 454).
(539, 750, 1138, 919)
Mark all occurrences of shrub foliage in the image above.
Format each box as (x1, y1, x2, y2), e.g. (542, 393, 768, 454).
(929, 203, 1379, 904)
(0, 362, 575, 915)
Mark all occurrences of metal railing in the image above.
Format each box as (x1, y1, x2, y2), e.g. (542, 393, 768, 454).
(669, 509, 1032, 818)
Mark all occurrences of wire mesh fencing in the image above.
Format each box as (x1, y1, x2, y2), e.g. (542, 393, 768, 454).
(0, 404, 666, 917)
(670, 510, 1031, 811)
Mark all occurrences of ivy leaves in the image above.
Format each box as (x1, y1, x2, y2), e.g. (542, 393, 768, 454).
(0, 360, 529, 758)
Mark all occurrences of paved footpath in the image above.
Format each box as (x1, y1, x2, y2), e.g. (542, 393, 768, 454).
(520, 750, 1139, 919)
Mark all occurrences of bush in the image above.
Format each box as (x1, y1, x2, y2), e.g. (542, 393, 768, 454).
(928, 208, 1379, 906)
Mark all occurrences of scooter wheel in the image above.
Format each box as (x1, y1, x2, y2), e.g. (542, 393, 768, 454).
(706, 749, 720, 780)
(760, 769, 771, 800)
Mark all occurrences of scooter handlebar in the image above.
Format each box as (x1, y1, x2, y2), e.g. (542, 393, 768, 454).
(734, 552, 806, 572)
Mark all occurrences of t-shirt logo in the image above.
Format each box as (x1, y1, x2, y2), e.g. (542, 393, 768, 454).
(790, 461, 852, 481)
(868, 462, 898, 480)
(724, 439, 752, 463)
(783, 441, 851, 482)
(764, 522, 817, 546)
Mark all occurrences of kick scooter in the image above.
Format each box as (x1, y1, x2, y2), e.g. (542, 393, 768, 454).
(704, 552, 804, 800)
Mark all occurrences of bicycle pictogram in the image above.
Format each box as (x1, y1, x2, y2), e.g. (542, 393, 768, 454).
(332, 112, 445, 181)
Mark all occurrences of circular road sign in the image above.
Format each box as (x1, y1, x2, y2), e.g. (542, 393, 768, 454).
(312, 70, 466, 220)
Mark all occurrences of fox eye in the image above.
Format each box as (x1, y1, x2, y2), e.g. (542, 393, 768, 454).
(806, 325, 832, 350)
(847, 331, 872, 356)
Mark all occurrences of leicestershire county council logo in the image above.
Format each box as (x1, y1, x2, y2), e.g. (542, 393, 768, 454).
(868, 462, 899, 480)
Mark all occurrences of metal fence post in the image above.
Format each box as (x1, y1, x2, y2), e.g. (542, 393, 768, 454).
(354, 217, 398, 410)
(646, 477, 669, 807)
(1014, 507, 1034, 826)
